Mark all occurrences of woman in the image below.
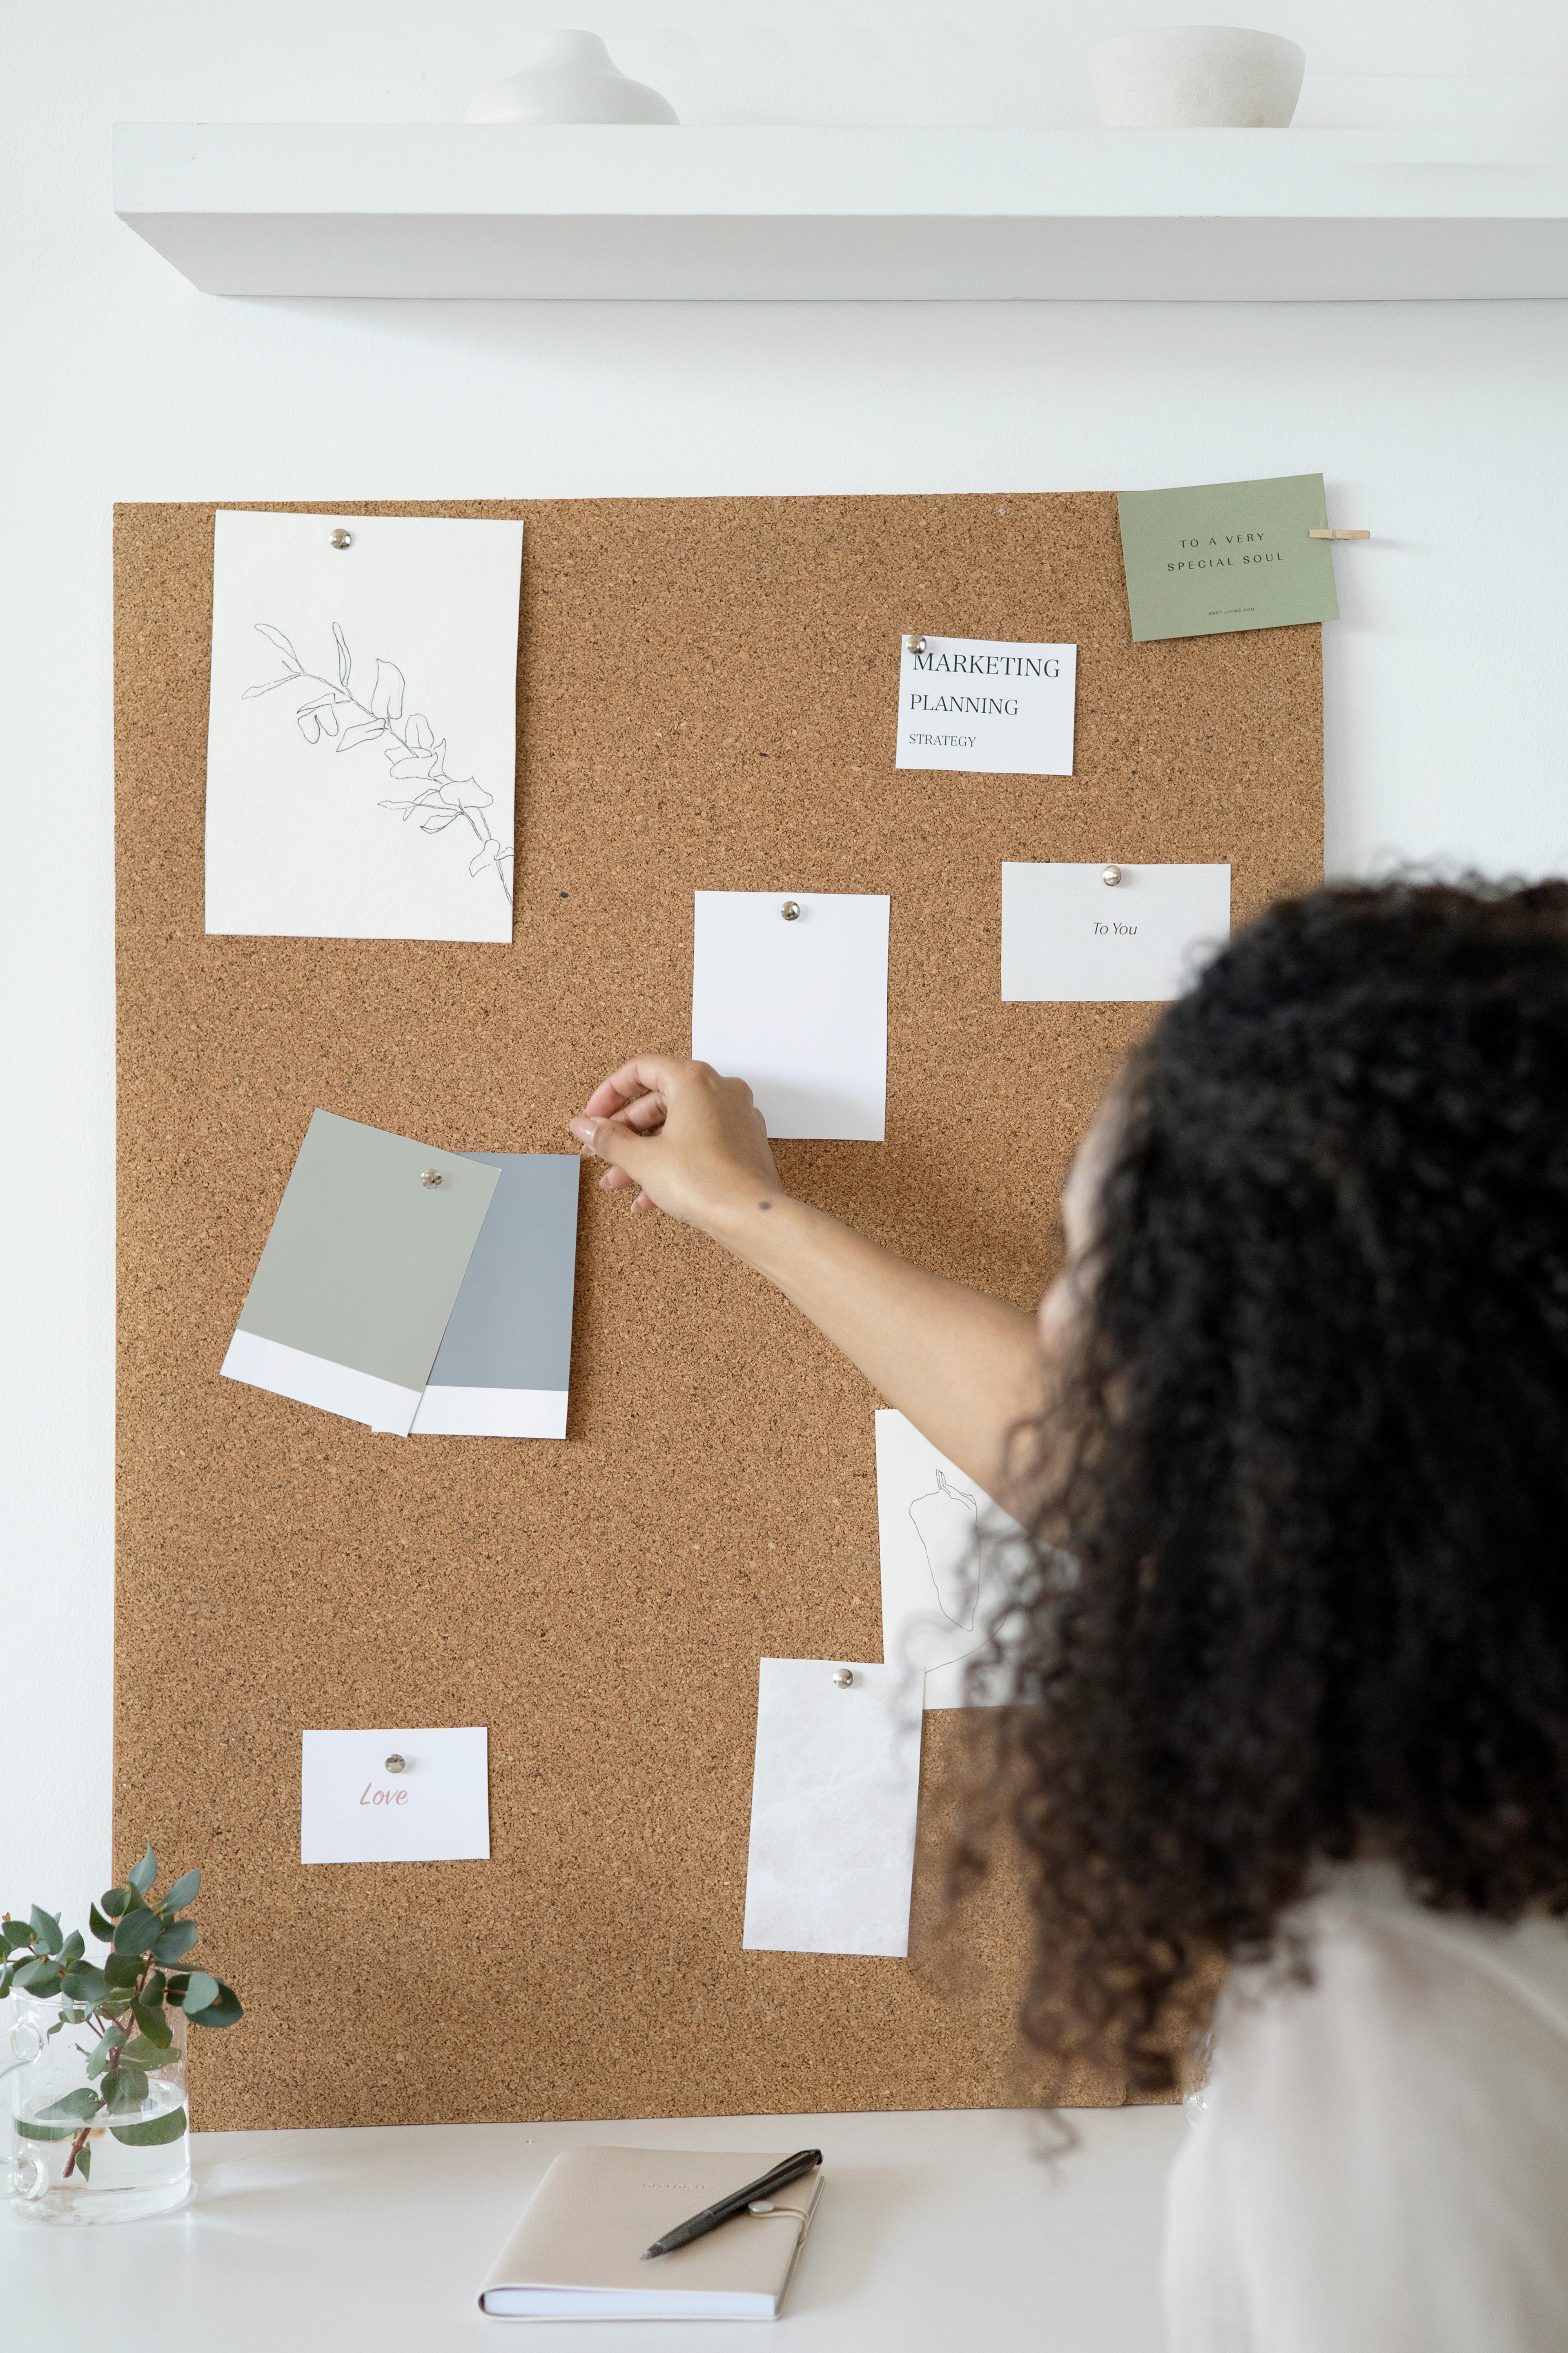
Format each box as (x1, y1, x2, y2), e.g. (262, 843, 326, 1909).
(569, 880, 1568, 2351)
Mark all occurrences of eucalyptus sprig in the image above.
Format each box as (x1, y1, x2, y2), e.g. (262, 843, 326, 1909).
(1, 1847, 242, 2182)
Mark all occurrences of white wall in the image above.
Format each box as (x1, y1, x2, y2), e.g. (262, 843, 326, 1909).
(4, 0, 1566, 1937)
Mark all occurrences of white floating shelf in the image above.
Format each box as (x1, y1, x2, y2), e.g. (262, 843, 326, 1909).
(113, 124, 1568, 303)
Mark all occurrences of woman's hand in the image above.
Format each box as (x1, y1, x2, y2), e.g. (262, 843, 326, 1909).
(568, 1056, 784, 1235)
(568, 1052, 1042, 1493)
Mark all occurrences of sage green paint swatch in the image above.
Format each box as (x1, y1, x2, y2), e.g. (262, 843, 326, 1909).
(1116, 473, 1339, 644)
(236, 1109, 499, 1391)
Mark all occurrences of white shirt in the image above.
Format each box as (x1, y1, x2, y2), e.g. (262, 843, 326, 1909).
(1164, 1864, 1568, 2352)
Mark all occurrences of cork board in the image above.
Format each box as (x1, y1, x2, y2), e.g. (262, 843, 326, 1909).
(115, 496, 1322, 2130)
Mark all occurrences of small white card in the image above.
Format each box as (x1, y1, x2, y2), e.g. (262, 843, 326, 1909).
(875, 1410, 1025, 1710)
(300, 1727, 490, 1864)
(895, 635, 1077, 775)
(1001, 862, 1232, 1002)
(691, 891, 889, 1142)
(207, 510, 523, 943)
(742, 1660, 922, 1958)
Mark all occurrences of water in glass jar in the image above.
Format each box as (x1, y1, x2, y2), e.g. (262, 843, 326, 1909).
(9, 2076, 192, 2225)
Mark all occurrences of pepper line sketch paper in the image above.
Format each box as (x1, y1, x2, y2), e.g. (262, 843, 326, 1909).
(205, 509, 524, 942)
(1001, 863, 1232, 1003)
(875, 1409, 1025, 1710)
(742, 1659, 922, 1958)
(410, 1153, 581, 1439)
(220, 1109, 499, 1436)
(691, 891, 890, 1142)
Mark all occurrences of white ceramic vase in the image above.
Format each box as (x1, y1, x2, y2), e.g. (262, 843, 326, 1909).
(464, 29, 678, 125)
(1089, 26, 1305, 128)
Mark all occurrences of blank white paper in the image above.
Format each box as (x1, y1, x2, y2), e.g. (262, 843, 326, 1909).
(1001, 862, 1232, 1002)
(896, 635, 1077, 775)
(875, 1410, 1026, 1710)
(742, 1659, 922, 1958)
(691, 892, 889, 1141)
(301, 1727, 490, 1864)
(206, 509, 523, 943)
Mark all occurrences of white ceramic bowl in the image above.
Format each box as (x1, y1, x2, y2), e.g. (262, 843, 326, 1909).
(1089, 25, 1305, 128)
(464, 29, 678, 126)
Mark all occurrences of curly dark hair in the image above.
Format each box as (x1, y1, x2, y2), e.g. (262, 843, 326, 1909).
(978, 878, 1568, 2095)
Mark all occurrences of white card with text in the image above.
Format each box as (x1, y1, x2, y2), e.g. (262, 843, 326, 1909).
(1001, 862, 1232, 1002)
(300, 1727, 490, 1864)
(691, 891, 889, 1141)
(895, 635, 1077, 775)
(742, 1660, 922, 1957)
(875, 1409, 1025, 1710)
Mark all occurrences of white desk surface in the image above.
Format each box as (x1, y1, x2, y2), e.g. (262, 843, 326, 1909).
(0, 2104, 1185, 2349)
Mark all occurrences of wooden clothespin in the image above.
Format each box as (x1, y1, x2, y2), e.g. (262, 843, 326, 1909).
(1309, 528, 1370, 541)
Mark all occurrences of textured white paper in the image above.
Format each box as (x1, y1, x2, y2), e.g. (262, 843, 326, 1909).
(875, 1410, 1026, 1710)
(692, 892, 889, 1141)
(742, 1660, 921, 1957)
(220, 1329, 424, 1435)
(408, 1385, 568, 1438)
(896, 635, 1077, 775)
(1001, 862, 1232, 1002)
(206, 510, 523, 942)
(301, 1728, 490, 1864)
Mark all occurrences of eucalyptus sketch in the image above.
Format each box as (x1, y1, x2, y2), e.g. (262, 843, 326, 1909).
(243, 623, 512, 903)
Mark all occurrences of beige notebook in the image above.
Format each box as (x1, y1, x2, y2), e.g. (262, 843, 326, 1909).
(478, 2146, 823, 2321)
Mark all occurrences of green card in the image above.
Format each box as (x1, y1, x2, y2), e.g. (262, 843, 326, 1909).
(1116, 473, 1339, 644)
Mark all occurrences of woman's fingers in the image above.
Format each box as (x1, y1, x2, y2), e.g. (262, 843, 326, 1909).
(569, 1055, 781, 1233)
(582, 1055, 698, 1117)
(614, 1092, 668, 1134)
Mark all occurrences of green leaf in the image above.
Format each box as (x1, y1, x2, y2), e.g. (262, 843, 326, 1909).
(126, 1847, 157, 1896)
(74, 2141, 92, 2181)
(15, 2118, 77, 2141)
(187, 1982, 243, 2030)
(99, 1886, 129, 1920)
(3, 1918, 35, 1952)
(28, 1906, 62, 1955)
(14, 1956, 62, 1994)
(144, 1971, 167, 2006)
(110, 2105, 187, 2149)
(62, 1963, 110, 2007)
(37, 2086, 102, 2124)
(130, 2000, 172, 2048)
(151, 1921, 197, 1965)
(104, 1951, 142, 1989)
(89, 1904, 114, 1942)
(0, 1966, 13, 1999)
(87, 2024, 127, 2079)
(112, 1907, 162, 1956)
(163, 1973, 190, 2004)
(118, 2034, 169, 2068)
(59, 1930, 85, 1965)
(159, 1869, 200, 1914)
(103, 2064, 149, 2114)
(180, 1970, 219, 2016)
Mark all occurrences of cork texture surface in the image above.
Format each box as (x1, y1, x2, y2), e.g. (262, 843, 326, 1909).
(114, 496, 1323, 2129)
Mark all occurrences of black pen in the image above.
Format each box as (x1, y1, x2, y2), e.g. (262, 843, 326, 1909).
(642, 2148, 823, 2259)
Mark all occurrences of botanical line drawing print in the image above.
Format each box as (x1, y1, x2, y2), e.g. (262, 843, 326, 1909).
(908, 1467, 979, 1628)
(243, 622, 512, 903)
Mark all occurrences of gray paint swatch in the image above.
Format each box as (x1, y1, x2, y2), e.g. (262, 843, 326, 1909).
(425, 1154, 580, 1393)
(236, 1110, 499, 1392)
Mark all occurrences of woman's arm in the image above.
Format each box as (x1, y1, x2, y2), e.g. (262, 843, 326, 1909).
(568, 1056, 1042, 1495)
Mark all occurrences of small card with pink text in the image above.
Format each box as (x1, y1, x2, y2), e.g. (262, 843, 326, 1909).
(300, 1727, 490, 1864)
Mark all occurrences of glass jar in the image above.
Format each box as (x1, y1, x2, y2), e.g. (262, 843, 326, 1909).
(3, 1990, 191, 2224)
